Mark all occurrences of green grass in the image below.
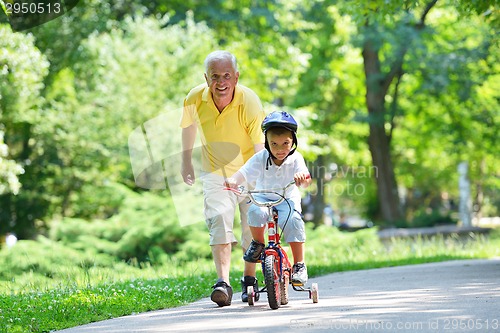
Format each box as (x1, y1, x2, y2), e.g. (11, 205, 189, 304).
(1, 226, 499, 333)
(1, 275, 210, 332)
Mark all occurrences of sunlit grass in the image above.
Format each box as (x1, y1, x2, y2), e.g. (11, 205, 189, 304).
(1, 227, 499, 333)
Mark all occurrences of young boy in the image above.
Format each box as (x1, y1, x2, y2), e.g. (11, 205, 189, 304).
(225, 111, 312, 285)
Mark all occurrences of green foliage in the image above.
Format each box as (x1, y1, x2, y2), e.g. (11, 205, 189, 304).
(49, 185, 208, 263)
(2, 13, 220, 236)
(0, 236, 116, 288)
(0, 25, 48, 121)
(0, 130, 23, 195)
(409, 210, 456, 228)
(0, 24, 50, 236)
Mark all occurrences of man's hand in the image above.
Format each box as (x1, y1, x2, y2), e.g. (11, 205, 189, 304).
(181, 162, 195, 186)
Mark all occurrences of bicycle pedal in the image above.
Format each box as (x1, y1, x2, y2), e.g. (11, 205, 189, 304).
(292, 282, 304, 287)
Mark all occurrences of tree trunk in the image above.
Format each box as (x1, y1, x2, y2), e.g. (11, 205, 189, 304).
(363, 37, 404, 224)
(312, 155, 326, 227)
(358, 1, 438, 224)
(367, 122, 403, 223)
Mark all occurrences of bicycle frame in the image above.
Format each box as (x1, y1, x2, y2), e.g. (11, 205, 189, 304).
(236, 180, 296, 262)
(226, 182, 295, 306)
(259, 203, 292, 285)
(225, 178, 318, 308)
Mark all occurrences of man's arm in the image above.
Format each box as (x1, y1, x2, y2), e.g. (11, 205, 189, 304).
(181, 124, 197, 185)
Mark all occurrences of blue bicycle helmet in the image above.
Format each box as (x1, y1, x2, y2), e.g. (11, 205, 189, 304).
(261, 111, 298, 134)
(262, 111, 298, 166)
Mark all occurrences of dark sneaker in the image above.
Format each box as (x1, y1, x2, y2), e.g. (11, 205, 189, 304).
(211, 281, 233, 307)
(291, 263, 308, 285)
(241, 276, 260, 302)
(243, 240, 265, 263)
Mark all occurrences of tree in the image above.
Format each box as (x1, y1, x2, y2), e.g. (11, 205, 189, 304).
(0, 24, 50, 237)
(359, 2, 439, 223)
(0, 130, 24, 195)
(286, 0, 498, 224)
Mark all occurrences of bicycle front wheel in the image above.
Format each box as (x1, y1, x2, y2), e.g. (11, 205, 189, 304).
(264, 254, 281, 309)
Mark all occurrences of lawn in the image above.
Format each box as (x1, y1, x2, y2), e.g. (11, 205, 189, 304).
(1, 226, 499, 333)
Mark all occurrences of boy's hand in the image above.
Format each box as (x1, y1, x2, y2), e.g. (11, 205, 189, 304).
(224, 177, 238, 189)
(294, 173, 311, 188)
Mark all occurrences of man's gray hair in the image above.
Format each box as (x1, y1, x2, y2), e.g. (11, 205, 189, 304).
(204, 50, 238, 73)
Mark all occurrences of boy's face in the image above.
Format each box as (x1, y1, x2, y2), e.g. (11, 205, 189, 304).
(267, 131, 293, 161)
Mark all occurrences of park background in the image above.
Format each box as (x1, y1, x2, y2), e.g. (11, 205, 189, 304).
(0, 0, 498, 332)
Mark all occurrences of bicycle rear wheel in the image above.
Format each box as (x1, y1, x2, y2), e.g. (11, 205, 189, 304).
(264, 254, 281, 309)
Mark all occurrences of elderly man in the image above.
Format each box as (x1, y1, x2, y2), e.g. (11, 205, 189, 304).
(180, 50, 265, 306)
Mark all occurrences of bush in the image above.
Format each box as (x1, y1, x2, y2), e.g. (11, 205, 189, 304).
(410, 209, 456, 228)
(0, 236, 115, 282)
(50, 186, 198, 264)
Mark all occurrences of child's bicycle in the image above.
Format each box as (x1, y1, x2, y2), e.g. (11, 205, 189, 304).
(226, 180, 319, 309)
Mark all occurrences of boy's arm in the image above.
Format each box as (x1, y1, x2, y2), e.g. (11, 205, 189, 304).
(294, 153, 312, 188)
(224, 171, 246, 189)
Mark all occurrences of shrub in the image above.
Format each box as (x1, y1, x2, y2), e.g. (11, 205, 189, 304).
(410, 209, 456, 228)
(0, 236, 115, 282)
(50, 187, 195, 264)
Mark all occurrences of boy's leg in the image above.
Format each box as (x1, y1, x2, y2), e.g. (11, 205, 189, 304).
(276, 201, 308, 285)
(239, 201, 259, 302)
(289, 242, 305, 264)
(289, 241, 308, 285)
(245, 204, 268, 262)
(249, 226, 266, 244)
(239, 201, 257, 276)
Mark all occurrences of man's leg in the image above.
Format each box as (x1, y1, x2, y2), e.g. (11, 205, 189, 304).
(209, 241, 234, 307)
(211, 243, 232, 283)
(202, 174, 237, 306)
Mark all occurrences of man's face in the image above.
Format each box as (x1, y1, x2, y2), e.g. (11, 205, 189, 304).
(204, 58, 239, 101)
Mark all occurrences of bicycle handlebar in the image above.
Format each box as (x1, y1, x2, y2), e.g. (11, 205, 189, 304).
(225, 180, 297, 208)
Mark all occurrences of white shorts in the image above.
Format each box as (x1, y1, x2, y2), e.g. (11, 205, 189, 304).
(247, 198, 306, 243)
(202, 173, 252, 249)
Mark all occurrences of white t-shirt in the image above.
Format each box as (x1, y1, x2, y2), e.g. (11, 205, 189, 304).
(239, 149, 309, 205)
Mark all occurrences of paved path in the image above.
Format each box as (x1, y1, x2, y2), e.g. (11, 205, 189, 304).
(58, 259, 500, 333)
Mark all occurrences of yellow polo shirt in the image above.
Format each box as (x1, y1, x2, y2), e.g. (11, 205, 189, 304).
(181, 84, 265, 177)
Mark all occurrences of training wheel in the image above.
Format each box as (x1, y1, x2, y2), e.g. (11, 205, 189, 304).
(311, 283, 319, 303)
(247, 285, 255, 306)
